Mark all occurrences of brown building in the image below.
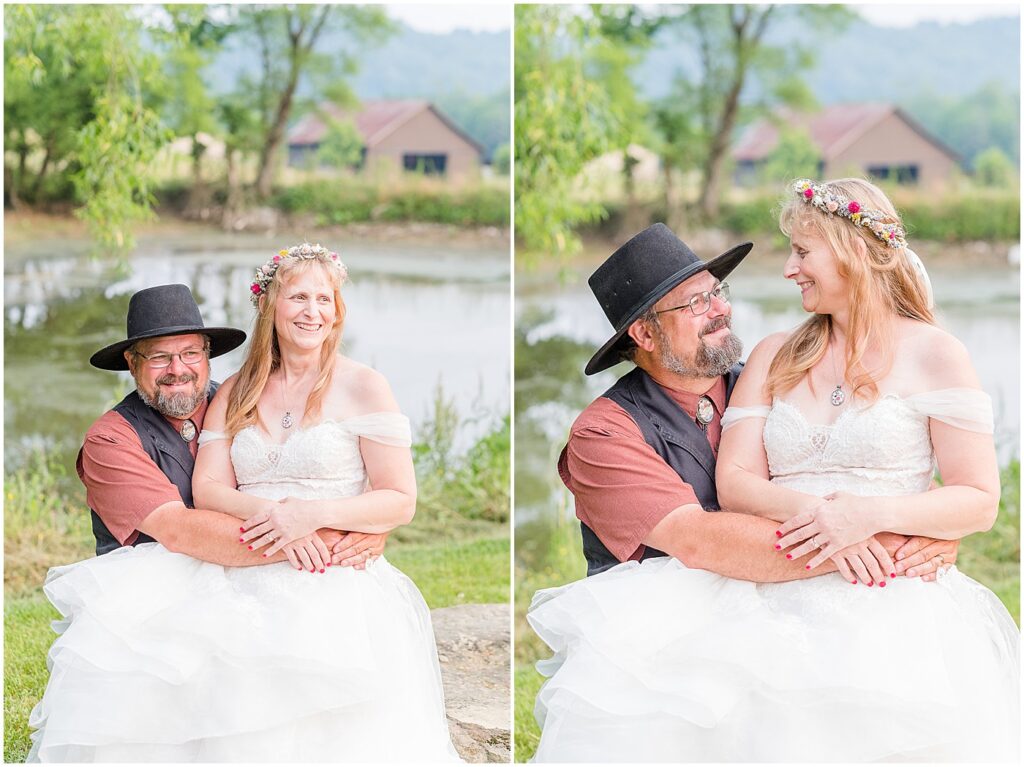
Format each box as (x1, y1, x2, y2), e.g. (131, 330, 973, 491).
(287, 99, 484, 178)
(733, 103, 960, 187)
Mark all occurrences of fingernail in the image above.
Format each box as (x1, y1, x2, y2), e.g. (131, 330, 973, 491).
(262, 553, 268, 558)
(851, 580, 857, 585)
(774, 544, 781, 550)
(907, 568, 916, 577)
(238, 537, 244, 542)
(785, 554, 793, 560)
(247, 545, 253, 551)
(805, 565, 811, 570)
(240, 526, 245, 532)
(775, 530, 782, 537)
(319, 568, 325, 574)
(890, 572, 896, 578)
(867, 581, 873, 587)
(326, 562, 332, 567)
(879, 581, 887, 588)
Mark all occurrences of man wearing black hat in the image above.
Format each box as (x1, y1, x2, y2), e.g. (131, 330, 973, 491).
(80, 284, 349, 566)
(562, 224, 904, 580)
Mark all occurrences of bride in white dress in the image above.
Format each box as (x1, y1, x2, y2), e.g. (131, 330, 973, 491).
(28, 244, 461, 762)
(529, 179, 1019, 762)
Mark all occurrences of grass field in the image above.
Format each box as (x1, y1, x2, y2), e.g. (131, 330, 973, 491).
(513, 461, 1021, 762)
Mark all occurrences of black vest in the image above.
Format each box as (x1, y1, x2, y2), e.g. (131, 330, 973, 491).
(89, 385, 218, 556)
(580, 365, 743, 576)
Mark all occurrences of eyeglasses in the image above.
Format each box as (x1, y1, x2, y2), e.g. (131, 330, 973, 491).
(134, 348, 208, 369)
(655, 282, 730, 318)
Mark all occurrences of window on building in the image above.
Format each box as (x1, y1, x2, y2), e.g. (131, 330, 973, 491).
(867, 164, 919, 184)
(403, 153, 448, 175)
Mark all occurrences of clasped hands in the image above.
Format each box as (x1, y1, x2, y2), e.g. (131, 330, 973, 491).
(774, 492, 959, 587)
(238, 498, 387, 573)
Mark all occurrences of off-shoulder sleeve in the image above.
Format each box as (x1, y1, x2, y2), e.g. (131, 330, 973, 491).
(721, 405, 772, 432)
(904, 389, 994, 434)
(197, 429, 228, 447)
(345, 412, 413, 447)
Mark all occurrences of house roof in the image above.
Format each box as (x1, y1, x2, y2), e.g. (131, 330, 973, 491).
(287, 99, 484, 155)
(733, 103, 960, 164)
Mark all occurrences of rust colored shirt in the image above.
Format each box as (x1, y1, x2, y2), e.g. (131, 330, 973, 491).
(558, 375, 727, 563)
(76, 398, 209, 546)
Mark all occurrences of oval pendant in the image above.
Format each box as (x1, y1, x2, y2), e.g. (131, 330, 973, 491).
(830, 386, 845, 407)
(281, 411, 294, 429)
(696, 395, 714, 426)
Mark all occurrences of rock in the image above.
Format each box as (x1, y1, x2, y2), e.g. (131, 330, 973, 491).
(432, 603, 510, 763)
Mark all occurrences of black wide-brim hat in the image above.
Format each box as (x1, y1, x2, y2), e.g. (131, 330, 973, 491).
(90, 284, 247, 371)
(585, 223, 752, 375)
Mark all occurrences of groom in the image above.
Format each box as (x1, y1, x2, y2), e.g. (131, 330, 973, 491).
(79, 284, 383, 568)
(563, 223, 957, 581)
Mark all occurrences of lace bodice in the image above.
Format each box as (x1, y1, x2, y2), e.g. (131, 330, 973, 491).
(724, 390, 993, 498)
(214, 413, 412, 502)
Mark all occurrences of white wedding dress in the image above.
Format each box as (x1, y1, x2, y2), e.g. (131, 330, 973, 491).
(529, 390, 1020, 762)
(28, 413, 462, 762)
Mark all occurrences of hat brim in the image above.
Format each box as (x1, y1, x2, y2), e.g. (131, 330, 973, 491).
(90, 326, 248, 371)
(584, 241, 753, 376)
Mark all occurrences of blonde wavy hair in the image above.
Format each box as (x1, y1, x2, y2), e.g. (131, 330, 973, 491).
(766, 177, 934, 401)
(225, 254, 347, 436)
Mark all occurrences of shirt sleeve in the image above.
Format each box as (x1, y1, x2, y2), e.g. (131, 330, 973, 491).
(76, 412, 185, 546)
(561, 398, 701, 563)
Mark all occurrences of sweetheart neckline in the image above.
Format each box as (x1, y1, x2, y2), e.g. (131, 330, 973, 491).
(772, 392, 916, 430)
(236, 411, 407, 448)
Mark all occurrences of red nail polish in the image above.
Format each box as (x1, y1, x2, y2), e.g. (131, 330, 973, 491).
(240, 526, 245, 532)
(890, 572, 896, 578)
(785, 554, 793, 560)
(319, 569, 325, 574)
(805, 565, 811, 570)
(326, 562, 332, 567)
(775, 530, 782, 537)
(867, 582, 873, 587)
(262, 553, 268, 558)
(247, 545, 253, 551)
(774, 544, 781, 550)
(851, 580, 857, 585)
(879, 581, 887, 588)
(238, 537, 244, 542)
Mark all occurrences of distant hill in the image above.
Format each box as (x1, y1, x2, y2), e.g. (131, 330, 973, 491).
(636, 14, 1019, 165)
(213, 23, 510, 157)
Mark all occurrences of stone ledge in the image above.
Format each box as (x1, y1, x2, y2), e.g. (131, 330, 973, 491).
(432, 603, 510, 763)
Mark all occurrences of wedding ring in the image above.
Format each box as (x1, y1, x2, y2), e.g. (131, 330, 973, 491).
(812, 535, 822, 548)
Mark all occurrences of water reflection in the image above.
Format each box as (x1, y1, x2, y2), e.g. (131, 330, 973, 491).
(4, 238, 510, 471)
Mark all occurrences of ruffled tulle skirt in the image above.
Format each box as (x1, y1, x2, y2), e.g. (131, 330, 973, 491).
(529, 557, 1020, 763)
(28, 543, 461, 762)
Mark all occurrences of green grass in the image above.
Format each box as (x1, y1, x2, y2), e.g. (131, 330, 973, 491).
(389, 536, 510, 609)
(512, 461, 1021, 762)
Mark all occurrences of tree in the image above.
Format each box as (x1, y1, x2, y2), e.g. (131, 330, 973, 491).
(315, 117, 364, 170)
(761, 125, 820, 184)
(4, 5, 169, 251)
(233, 5, 393, 200)
(156, 5, 234, 219)
(665, 4, 850, 219)
(514, 5, 646, 262)
(974, 147, 1015, 188)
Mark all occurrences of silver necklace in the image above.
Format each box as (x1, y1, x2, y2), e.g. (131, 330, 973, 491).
(280, 377, 295, 429)
(829, 339, 846, 407)
(695, 395, 714, 429)
(180, 419, 197, 442)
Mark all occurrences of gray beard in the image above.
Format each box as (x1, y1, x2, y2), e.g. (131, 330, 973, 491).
(137, 378, 210, 419)
(655, 316, 744, 378)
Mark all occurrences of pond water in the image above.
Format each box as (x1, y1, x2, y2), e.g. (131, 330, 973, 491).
(515, 252, 1020, 562)
(4, 230, 511, 473)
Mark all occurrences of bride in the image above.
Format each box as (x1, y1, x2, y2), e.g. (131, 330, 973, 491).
(528, 180, 1019, 762)
(28, 243, 461, 762)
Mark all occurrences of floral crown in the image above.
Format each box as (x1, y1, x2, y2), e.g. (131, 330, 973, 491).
(249, 243, 348, 306)
(793, 179, 907, 249)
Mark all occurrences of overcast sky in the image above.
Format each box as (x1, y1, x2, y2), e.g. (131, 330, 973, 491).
(855, 3, 1018, 27)
(385, 4, 510, 34)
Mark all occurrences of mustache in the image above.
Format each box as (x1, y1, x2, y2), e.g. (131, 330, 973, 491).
(156, 373, 198, 386)
(699, 316, 731, 337)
